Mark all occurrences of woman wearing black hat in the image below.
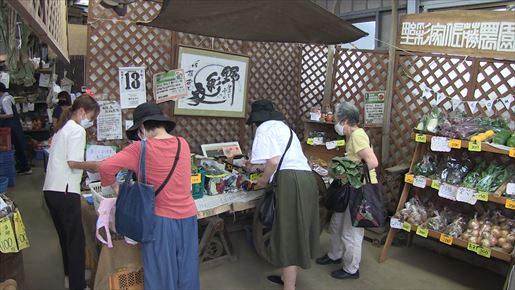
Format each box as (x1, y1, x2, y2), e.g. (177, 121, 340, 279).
(97, 103, 199, 290)
(248, 100, 320, 290)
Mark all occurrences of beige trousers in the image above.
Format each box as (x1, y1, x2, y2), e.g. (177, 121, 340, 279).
(327, 208, 364, 274)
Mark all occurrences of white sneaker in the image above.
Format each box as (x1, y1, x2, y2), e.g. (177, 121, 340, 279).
(64, 276, 69, 288)
(85, 269, 92, 281)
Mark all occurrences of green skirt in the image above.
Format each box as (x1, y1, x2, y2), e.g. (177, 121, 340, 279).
(267, 170, 320, 269)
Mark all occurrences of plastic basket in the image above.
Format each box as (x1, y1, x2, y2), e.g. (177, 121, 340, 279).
(0, 176, 8, 193)
(191, 170, 205, 200)
(89, 182, 116, 212)
(0, 128, 11, 151)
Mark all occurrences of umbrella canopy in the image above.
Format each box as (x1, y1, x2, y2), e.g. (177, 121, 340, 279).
(141, 0, 367, 44)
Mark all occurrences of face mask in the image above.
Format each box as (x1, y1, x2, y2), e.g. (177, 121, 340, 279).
(334, 122, 344, 136)
(80, 116, 94, 129)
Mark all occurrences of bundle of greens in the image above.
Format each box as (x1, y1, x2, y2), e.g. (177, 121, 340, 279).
(413, 154, 438, 177)
(330, 157, 364, 189)
(416, 108, 444, 133)
(462, 162, 487, 189)
(475, 164, 510, 193)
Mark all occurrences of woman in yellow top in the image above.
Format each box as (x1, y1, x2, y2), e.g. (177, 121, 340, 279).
(316, 102, 378, 280)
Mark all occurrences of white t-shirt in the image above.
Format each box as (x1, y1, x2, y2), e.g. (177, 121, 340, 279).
(0, 93, 14, 115)
(251, 120, 311, 174)
(43, 120, 86, 194)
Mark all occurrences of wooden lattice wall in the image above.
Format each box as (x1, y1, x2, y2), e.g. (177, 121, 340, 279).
(300, 45, 328, 117)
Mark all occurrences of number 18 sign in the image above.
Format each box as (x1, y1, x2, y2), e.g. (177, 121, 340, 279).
(119, 67, 147, 109)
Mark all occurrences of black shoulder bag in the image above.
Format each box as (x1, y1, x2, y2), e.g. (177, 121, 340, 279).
(258, 129, 294, 228)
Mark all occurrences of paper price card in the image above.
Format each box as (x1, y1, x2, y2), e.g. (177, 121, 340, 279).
(306, 138, 314, 145)
(325, 141, 337, 150)
(476, 191, 489, 202)
(415, 134, 427, 143)
(313, 137, 324, 145)
(0, 217, 17, 253)
(431, 179, 441, 190)
(191, 175, 202, 184)
(390, 218, 402, 229)
(467, 242, 480, 253)
(456, 187, 478, 205)
(13, 210, 29, 250)
(438, 183, 457, 201)
(336, 140, 345, 147)
(439, 234, 453, 245)
(413, 176, 427, 188)
(249, 173, 262, 182)
(468, 141, 481, 152)
(404, 174, 414, 184)
(431, 136, 451, 152)
(509, 148, 515, 158)
(505, 199, 515, 210)
(416, 227, 429, 238)
(477, 247, 491, 258)
(402, 222, 411, 232)
(507, 183, 515, 196)
(449, 139, 462, 149)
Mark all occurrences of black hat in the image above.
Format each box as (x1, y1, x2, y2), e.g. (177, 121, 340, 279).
(0, 83, 7, 93)
(246, 100, 285, 125)
(126, 103, 176, 140)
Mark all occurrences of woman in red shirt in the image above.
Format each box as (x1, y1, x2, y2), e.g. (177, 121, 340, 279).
(98, 103, 199, 290)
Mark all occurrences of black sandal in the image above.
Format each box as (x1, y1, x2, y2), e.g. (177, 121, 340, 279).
(267, 275, 284, 286)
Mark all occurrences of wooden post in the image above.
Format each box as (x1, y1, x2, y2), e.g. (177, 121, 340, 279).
(381, 0, 399, 166)
(321, 0, 342, 109)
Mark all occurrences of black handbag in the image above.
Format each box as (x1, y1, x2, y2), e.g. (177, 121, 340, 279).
(324, 179, 350, 212)
(258, 129, 293, 227)
(348, 163, 386, 228)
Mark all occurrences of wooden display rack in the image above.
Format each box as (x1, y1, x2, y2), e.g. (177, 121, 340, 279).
(380, 132, 514, 263)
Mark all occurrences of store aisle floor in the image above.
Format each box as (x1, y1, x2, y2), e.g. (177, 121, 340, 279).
(11, 164, 505, 290)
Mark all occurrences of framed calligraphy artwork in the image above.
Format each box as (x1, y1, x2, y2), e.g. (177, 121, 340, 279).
(176, 46, 249, 118)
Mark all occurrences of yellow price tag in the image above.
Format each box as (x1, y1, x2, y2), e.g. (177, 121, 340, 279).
(249, 172, 262, 182)
(404, 174, 414, 184)
(0, 217, 18, 253)
(306, 138, 314, 145)
(191, 175, 202, 184)
(477, 247, 491, 258)
(415, 134, 427, 143)
(431, 179, 440, 190)
(477, 191, 489, 202)
(505, 199, 515, 210)
(449, 139, 462, 149)
(402, 222, 411, 232)
(439, 234, 453, 245)
(336, 140, 345, 147)
(468, 141, 481, 152)
(416, 227, 429, 238)
(510, 148, 515, 158)
(467, 242, 480, 253)
(13, 210, 29, 251)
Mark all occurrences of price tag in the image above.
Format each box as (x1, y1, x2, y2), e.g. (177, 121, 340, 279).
(191, 174, 202, 184)
(468, 141, 481, 152)
(402, 222, 411, 232)
(404, 174, 414, 184)
(448, 139, 462, 149)
(249, 173, 262, 182)
(325, 141, 337, 150)
(477, 247, 491, 258)
(506, 183, 515, 197)
(313, 137, 324, 145)
(336, 140, 345, 147)
(456, 187, 478, 205)
(467, 242, 480, 253)
(505, 199, 515, 210)
(431, 179, 441, 190)
(416, 227, 429, 238)
(476, 191, 489, 202)
(415, 134, 427, 143)
(413, 176, 427, 188)
(13, 210, 29, 251)
(0, 217, 18, 253)
(390, 218, 403, 229)
(430, 136, 451, 152)
(306, 138, 314, 145)
(509, 148, 515, 158)
(439, 234, 453, 245)
(438, 183, 457, 201)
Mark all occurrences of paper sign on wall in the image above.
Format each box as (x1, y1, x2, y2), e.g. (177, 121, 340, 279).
(153, 69, 188, 104)
(0, 72, 9, 88)
(39, 74, 51, 88)
(97, 101, 123, 141)
(125, 119, 134, 131)
(119, 67, 146, 109)
(364, 91, 385, 127)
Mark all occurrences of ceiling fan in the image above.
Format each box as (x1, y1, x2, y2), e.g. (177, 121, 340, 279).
(99, 0, 137, 17)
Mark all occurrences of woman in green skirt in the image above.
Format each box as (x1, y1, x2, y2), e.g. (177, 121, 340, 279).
(248, 100, 320, 290)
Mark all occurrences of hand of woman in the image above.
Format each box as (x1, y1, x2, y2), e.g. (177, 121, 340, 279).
(111, 182, 119, 195)
(256, 176, 269, 189)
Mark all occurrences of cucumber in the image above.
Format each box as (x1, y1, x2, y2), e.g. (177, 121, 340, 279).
(507, 135, 515, 148)
(492, 130, 511, 145)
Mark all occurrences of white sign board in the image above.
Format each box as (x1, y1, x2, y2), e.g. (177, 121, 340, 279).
(153, 69, 188, 104)
(97, 101, 123, 141)
(0, 72, 9, 88)
(119, 67, 146, 109)
(39, 74, 51, 88)
(364, 91, 385, 127)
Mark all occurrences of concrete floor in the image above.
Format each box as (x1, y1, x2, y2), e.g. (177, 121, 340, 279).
(8, 164, 506, 290)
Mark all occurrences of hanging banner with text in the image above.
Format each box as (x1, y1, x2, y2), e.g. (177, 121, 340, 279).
(119, 67, 147, 109)
(153, 69, 188, 104)
(364, 91, 385, 127)
(397, 11, 515, 59)
(97, 101, 123, 141)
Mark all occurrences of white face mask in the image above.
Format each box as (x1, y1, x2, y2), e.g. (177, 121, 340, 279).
(80, 116, 94, 129)
(334, 122, 344, 136)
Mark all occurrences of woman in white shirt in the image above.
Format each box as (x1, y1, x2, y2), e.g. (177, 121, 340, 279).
(43, 95, 99, 290)
(248, 100, 320, 290)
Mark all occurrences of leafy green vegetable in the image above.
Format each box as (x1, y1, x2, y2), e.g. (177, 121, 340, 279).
(331, 157, 364, 189)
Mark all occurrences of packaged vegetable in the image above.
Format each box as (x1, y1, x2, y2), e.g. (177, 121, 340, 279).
(443, 216, 467, 238)
(413, 154, 438, 177)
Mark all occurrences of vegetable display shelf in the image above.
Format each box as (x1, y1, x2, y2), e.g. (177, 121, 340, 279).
(302, 119, 343, 162)
(380, 131, 514, 264)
